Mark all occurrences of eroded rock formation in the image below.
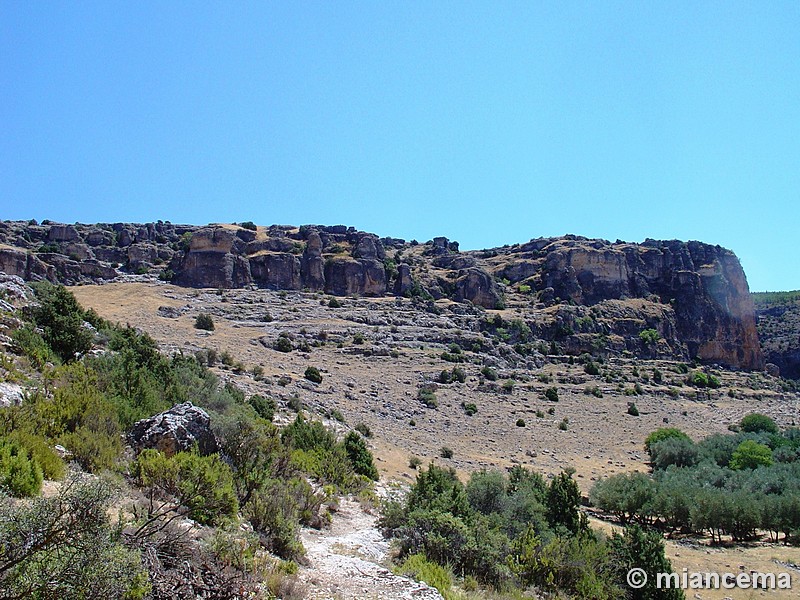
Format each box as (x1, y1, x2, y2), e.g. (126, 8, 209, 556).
(0, 219, 764, 369)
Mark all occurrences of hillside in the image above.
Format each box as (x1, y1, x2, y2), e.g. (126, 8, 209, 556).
(0, 220, 764, 370)
(754, 290, 800, 379)
(1, 261, 799, 598)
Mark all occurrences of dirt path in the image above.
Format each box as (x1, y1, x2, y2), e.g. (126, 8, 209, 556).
(298, 497, 443, 600)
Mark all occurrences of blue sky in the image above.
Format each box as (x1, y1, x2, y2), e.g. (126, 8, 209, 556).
(1, 2, 798, 291)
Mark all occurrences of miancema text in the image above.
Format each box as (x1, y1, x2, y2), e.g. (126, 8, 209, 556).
(658, 569, 792, 590)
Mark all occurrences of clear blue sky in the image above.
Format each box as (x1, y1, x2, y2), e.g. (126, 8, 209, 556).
(1, 2, 798, 291)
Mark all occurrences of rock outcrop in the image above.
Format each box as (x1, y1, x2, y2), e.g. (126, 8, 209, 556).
(0, 220, 765, 369)
(128, 402, 218, 456)
(754, 291, 800, 379)
(497, 238, 762, 369)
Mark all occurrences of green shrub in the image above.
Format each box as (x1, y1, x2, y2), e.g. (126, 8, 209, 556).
(0, 437, 43, 497)
(243, 480, 305, 559)
(395, 554, 452, 597)
(740, 413, 779, 434)
(639, 329, 661, 345)
(451, 367, 466, 383)
(440, 446, 454, 459)
(352, 332, 365, 345)
(194, 313, 215, 331)
(609, 525, 683, 600)
(418, 388, 438, 409)
(688, 370, 720, 388)
(516, 418, 526, 427)
(274, 337, 293, 352)
(462, 402, 478, 416)
(481, 366, 498, 381)
(6, 431, 65, 480)
(287, 395, 303, 412)
(249, 394, 276, 421)
(132, 449, 238, 526)
(0, 475, 149, 598)
(502, 379, 515, 393)
(409, 456, 422, 470)
(344, 431, 379, 480)
(440, 351, 464, 363)
(584, 361, 601, 376)
(11, 325, 56, 369)
(239, 221, 257, 231)
(558, 418, 569, 431)
(28, 282, 93, 363)
(730, 439, 773, 470)
(281, 414, 336, 452)
(354, 423, 372, 438)
(328, 297, 343, 308)
(627, 403, 639, 416)
(585, 385, 603, 398)
(544, 387, 559, 402)
(546, 469, 583, 534)
(304, 366, 323, 384)
(644, 427, 690, 457)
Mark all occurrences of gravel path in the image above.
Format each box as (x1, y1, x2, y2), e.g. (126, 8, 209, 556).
(298, 497, 443, 600)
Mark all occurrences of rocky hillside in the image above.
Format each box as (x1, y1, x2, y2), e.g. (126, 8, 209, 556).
(0, 219, 762, 370)
(754, 290, 800, 379)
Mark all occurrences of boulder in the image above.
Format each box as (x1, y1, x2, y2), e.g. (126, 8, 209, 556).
(394, 263, 414, 296)
(175, 251, 251, 288)
(128, 402, 218, 456)
(85, 230, 115, 247)
(324, 258, 386, 296)
(0, 382, 24, 408)
(453, 268, 504, 309)
(250, 253, 302, 289)
(0, 248, 55, 281)
(301, 230, 325, 291)
(353, 235, 385, 261)
(235, 227, 257, 242)
(47, 224, 80, 242)
(62, 242, 94, 261)
(117, 229, 134, 247)
(93, 247, 128, 264)
(765, 363, 781, 377)
(127, 243, 159, 268)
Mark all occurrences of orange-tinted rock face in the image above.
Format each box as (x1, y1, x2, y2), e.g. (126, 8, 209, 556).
(693, 251, 763, 370)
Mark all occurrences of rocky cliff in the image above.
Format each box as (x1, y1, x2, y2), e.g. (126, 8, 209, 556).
(0, 219, 763, 370)
(753, 291, 800, 379)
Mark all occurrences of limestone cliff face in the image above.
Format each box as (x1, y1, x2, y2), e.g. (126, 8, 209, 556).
(494, 237, 763, 370)
(0, 220, 764, 370)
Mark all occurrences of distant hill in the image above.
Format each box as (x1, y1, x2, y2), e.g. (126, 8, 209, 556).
(753, 290, 800, 379)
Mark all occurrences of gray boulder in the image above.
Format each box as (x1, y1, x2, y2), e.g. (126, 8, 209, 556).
(128, 402, 218, 456)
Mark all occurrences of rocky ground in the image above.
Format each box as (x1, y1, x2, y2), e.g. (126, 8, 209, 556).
(71, 281, 798, 489)
(65, 279, 800, 598)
